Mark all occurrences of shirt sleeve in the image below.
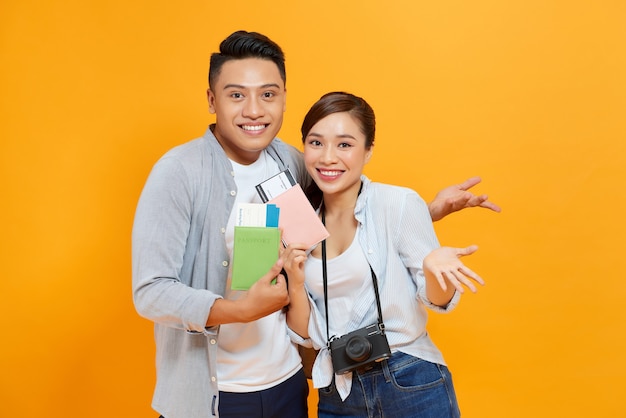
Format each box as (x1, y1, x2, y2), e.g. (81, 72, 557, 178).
(132, 155, 221, 332)
(394, 190, 460, 313)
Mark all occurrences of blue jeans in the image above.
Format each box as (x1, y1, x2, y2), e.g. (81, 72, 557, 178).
(318, 352, 460, 418)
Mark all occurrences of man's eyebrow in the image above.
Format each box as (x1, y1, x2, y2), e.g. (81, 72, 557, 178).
(222, 83, 282, 90)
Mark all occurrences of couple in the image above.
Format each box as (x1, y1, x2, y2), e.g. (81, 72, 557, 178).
(132, 30, 500, 418)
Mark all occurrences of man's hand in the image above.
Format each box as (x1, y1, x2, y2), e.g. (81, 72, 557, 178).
(206, 260, 289, 326)
(242, 259, 290, 321)
(429, 176, 501, 222)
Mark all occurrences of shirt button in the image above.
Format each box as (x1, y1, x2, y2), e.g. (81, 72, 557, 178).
(210, 339, 216, 345)
(368, 249, 373, 254)
(211, 376, 217, 382)
(230, 190, 236, 196)
(220, 227, 226, 234)
(222, 261, 229, 267)
(230, 171, 235, 176)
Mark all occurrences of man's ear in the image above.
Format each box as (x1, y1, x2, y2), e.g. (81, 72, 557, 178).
(207, 88, 216, 114)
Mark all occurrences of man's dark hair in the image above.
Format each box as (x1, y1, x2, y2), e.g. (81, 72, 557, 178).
(209, 30, 286, 90)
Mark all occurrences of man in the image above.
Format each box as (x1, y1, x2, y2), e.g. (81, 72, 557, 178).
(132, 30, 500, 418)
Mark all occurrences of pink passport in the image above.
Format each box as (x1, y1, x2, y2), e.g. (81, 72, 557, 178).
(268, 183, 329, 250)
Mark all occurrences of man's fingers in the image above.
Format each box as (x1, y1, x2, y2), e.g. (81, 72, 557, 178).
(273, 273, 286, 287)
(257, 259, 284, 284)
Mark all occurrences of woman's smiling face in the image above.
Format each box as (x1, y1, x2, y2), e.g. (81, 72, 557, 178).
(303, 111, 372, 197)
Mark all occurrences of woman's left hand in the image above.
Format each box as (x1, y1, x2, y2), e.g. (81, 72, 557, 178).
(423, 245, 485, 293)
(280, 243, 309, 288)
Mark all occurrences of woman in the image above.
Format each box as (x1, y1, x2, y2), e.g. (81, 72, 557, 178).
(282, 92, 486, 417)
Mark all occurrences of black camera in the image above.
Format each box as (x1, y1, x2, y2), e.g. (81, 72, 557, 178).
(329, 323, 392, 374)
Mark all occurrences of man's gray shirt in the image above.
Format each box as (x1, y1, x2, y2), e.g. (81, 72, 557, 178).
(132, 126, 308, 418)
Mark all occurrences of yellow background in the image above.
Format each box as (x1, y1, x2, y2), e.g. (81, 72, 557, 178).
(1, 1, 624, 417)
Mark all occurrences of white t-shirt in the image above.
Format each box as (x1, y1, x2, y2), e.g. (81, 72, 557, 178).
(217, 151, 302, 392)
(304, 229, 371, 338)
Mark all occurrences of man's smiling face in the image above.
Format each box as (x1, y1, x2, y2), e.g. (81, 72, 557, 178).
(208, 58, 287, 165)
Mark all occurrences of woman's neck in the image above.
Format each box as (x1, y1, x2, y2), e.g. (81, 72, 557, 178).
(322, 181, 362, 217)
(320, 182, 362, 258)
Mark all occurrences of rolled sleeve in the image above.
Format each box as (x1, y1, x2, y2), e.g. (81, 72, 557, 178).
(418, 288, 461, 313)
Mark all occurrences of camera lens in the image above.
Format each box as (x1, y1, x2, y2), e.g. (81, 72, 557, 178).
(345, 336, 372, 362)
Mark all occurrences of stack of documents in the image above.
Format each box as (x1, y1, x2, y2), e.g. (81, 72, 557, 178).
(231, 203, 280, 291)
(231, 169, 330, 291)
(256, 169, 329, 250)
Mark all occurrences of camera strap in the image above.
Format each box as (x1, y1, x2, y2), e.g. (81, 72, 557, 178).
(321, 198, 386, 347)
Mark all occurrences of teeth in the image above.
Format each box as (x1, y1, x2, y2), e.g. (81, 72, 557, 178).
(241, 125, 265, 131)
(320, 170, 341, 176)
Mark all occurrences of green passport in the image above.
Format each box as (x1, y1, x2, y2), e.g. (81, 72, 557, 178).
(231, 226, 280, 290)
